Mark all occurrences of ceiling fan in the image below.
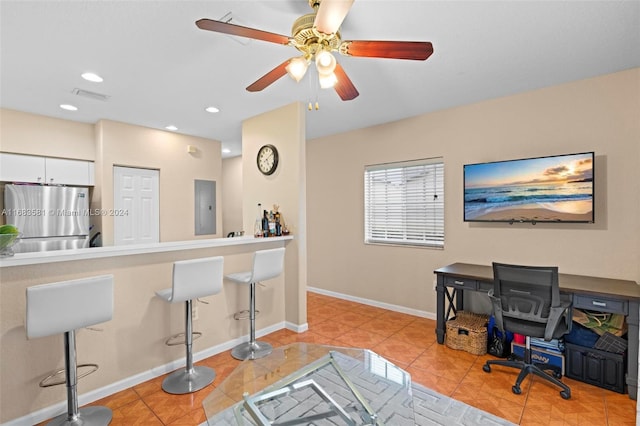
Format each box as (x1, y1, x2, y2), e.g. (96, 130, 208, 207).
(196, 0, 434, 101)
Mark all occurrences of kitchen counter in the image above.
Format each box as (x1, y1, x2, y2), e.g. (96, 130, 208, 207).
(0, 235, 293, 267)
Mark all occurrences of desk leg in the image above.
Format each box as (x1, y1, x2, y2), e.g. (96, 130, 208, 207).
(455, 286, 464, 312)
(627, 300, 638, 400)
(436, 275, 446, 344)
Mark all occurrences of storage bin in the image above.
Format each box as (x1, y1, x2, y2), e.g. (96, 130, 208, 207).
(565, 342, 626, 394)
(445, 311, 488, 355)
(511, 342, 565, 375)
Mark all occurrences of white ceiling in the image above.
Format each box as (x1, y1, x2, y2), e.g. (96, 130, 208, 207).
(1, 1, 639, 158)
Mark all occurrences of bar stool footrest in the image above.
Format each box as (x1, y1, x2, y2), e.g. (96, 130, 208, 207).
(233, 310, 260, 321)
(39, 363, 99, 388)
(165, 331, 202, 347)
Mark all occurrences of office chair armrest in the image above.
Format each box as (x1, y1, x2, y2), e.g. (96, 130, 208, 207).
(544, 300, 572, 341)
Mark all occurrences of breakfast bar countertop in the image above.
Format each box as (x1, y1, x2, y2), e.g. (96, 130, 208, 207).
(0, 235, 293, 268)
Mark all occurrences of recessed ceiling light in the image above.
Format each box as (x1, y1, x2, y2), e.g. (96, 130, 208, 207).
(81, 72, 103, 83)
(205, 106, 220, 113)
(222, 148, 231, 154)
(165, 125, 178, 131)
(60, 104, 78, 111)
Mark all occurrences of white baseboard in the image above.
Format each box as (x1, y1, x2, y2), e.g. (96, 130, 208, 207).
(307, 286, 436, 320)
(2, 321, 294, 426)
(285, 321, 308, 333)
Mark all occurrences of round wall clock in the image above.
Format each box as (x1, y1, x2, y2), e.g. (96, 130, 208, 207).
(256, 144, 279, 175)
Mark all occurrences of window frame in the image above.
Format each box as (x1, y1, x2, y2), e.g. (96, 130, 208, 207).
(364, 157, 444, 249)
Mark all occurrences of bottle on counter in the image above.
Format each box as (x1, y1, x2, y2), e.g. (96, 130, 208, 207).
(275, 211, 282, 236)
(262, 210, 269, 238)
(268, 211, 277, 236)
(254, 203, 263, 238)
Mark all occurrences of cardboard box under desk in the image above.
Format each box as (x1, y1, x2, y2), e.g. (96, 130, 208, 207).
(511, 342, 565, 375)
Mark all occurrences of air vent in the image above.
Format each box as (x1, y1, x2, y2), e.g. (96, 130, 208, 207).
(71, 88, 110, 102)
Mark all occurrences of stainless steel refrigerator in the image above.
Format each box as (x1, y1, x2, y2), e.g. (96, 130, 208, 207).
(4, 184, 91, 253)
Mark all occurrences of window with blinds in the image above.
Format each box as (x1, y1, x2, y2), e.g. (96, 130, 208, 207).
(364, 158, 444, 248)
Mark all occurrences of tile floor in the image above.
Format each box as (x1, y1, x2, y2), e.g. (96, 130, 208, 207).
(39, 292, 636, 425)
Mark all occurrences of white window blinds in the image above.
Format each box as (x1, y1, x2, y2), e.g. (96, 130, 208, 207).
(364, 158, 444, 248)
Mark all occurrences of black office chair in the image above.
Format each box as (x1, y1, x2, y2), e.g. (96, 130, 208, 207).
(482, 262, 572, 399)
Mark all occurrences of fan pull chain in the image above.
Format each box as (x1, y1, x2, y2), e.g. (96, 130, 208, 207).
(307, 66, 320, 111)
(308, 66, 313, 110)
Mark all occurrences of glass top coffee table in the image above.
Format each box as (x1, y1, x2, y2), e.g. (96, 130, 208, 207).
(202, 343, 415, 425)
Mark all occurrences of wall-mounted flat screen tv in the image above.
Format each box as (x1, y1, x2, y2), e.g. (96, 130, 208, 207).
(464, 152, 594, 223)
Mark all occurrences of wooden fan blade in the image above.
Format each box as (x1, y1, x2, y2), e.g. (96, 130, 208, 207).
(246, 60, 290, 92)
(342, 40, 434, 60)
(196, 19, 290, 45)
(314, 0, 355, 34)
(333, 63, 359, 101)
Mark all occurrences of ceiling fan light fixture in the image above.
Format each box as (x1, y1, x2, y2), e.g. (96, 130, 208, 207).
(286, 56, 309, 82)
(318, 71, 337, 89)
(315, 50, 336, 75)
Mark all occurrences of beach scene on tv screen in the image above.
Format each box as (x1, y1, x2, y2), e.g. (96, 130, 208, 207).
(464, 153, 594, 222)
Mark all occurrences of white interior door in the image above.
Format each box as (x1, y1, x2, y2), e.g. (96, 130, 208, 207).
(114, 166, 159, 245)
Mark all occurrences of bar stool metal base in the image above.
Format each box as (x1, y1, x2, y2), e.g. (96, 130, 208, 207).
(231, 341, 273, 361)
(46, 406, 112, 426)
(161, 366, 216, 395)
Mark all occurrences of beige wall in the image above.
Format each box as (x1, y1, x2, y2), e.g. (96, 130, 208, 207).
(0, 109, 95, 160)
(94, 119, 222, 245)
(307, 68, 640, 315)
(222, 156, 243, 236)
(242, 103, 307, 325)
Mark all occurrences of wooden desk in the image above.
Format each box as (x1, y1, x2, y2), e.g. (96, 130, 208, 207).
(434, 262, 640, 399)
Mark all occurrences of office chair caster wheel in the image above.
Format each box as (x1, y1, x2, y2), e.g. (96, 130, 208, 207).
(483, 364, 491, 373)
(553, 371, 562, 379)
(560, 390, 571, 399)
(512, 385, 521, 395)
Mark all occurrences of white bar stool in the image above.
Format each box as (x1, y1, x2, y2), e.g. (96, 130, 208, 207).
(155, 256, 224, 394)
(26, 275, 114, 426)
(226, 247, 285, 360)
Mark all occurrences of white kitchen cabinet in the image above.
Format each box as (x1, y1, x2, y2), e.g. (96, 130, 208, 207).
(0, 153, 94, 186)
(45, 157, 93, 185)
(0, 153, 46, 183)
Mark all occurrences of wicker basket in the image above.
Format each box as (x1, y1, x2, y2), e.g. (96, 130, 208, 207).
(445, 311, 489, 355)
